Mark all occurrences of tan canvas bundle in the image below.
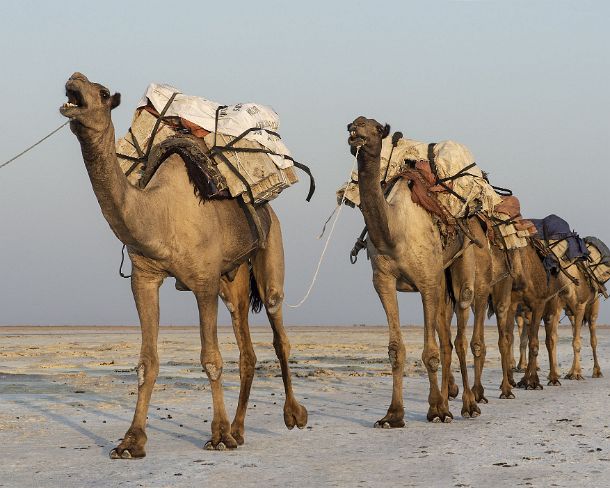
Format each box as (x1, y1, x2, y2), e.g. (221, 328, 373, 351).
(338, 133, 536, 250)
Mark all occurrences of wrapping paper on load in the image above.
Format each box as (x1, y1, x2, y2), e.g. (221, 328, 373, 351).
(116, 108, 298, 204)
(202, 132, 298, 204)
(138, 83, 291, 169)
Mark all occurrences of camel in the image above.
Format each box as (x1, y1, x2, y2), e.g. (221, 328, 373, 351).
(448, 218, 517, 407)
(565, 298, 604, 379)
(60, 72, 307, 458)
(505, 242, 565, 389)
(515, 239, 610, 380)
(557, 239, 610, 379)
(347, 115, 497, 424)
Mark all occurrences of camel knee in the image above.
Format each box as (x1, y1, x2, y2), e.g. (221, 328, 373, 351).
(201, 351, 223, 381)
(136, 355, 159, 387)
(219, 290, 237, 314)
(459, 285, 474, 309)
(388, 341, 405, 369)
(422, 348, 440, 372)
(470, 340, 485, 358)
(571, 339, 581, 353)
(265, 288, 284, 314)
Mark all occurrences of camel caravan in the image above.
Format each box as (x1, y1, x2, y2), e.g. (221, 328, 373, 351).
(59, 73, 610, 458)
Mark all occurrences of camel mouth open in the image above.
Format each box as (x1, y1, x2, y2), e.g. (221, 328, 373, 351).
(60, 83, 86, 117)
(348, 133, 367, 148)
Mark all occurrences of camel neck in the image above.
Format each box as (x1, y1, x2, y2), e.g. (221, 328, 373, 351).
(357, 149, 393, 249)
(76, 123, 138, 244)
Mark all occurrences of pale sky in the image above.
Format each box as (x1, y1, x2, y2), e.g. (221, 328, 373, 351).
(1, 0, 609, 326)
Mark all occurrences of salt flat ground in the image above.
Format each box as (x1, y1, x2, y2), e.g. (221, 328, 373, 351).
(1, 324, 609, 488)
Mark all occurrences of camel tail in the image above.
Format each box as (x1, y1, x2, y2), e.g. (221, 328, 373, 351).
(249, 266, 264, 314)
(487, 295, 495, 319)
(444, 269, 456, 306)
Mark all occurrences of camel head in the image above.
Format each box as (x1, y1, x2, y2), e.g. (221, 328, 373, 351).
(347, 116, 390, 158)
(59, 72, 121, 136)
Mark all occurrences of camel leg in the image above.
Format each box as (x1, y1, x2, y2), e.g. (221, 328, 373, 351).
(420, 282, 453, 423)
(219, 265, 257, 446)
(508, 304, 518, 371)
(517, 311, 529, 372)
(253, 215, 307, 430)
(450, 252, 479, 417)
(544, 303, 562, 386)
(470, 288, 488, 404)
(517, 306, 543, 390)
(493, 281, 515, 399)
(565, 306, 586, 380)
(372, 267, 406, 427)
(505, 301, 518, 388)
(193, 279, 237, 451)
(588, 300, 603, 378)
(110, 264, 165, 459)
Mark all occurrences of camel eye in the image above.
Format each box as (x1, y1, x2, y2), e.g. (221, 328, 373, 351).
(101, 90, 110, 99)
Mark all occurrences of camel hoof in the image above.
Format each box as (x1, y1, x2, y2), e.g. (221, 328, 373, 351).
(204, 441, 227, 451)
(592, 370, 603, 378)
(462, 412, 470, 419)
(431, 416, 441, 423)
(110, 448, 134, 460)
(565, 373, 584, 381)
(284, 402, 308, 430)
(477, 396, 489, 404)
(547, 379, 561, 386)
(374, 418, 404, 429)
(499, 392, 515, 400)
(231, 432, 245, 446)
(443, 416, 453, 423)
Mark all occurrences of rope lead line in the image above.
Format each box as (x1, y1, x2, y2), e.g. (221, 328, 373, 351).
(286, 148, 359, 309)
(0, 121, 70, 170)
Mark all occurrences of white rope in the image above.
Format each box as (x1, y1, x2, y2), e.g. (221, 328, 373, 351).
(287, 148, 359, 308)
(0, 121, 70, 170)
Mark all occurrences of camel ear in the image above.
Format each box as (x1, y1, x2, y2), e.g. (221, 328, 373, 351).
(381, 124, 390, 139)
(111, 93, 121, 110)
(378, 123, 390, 138)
